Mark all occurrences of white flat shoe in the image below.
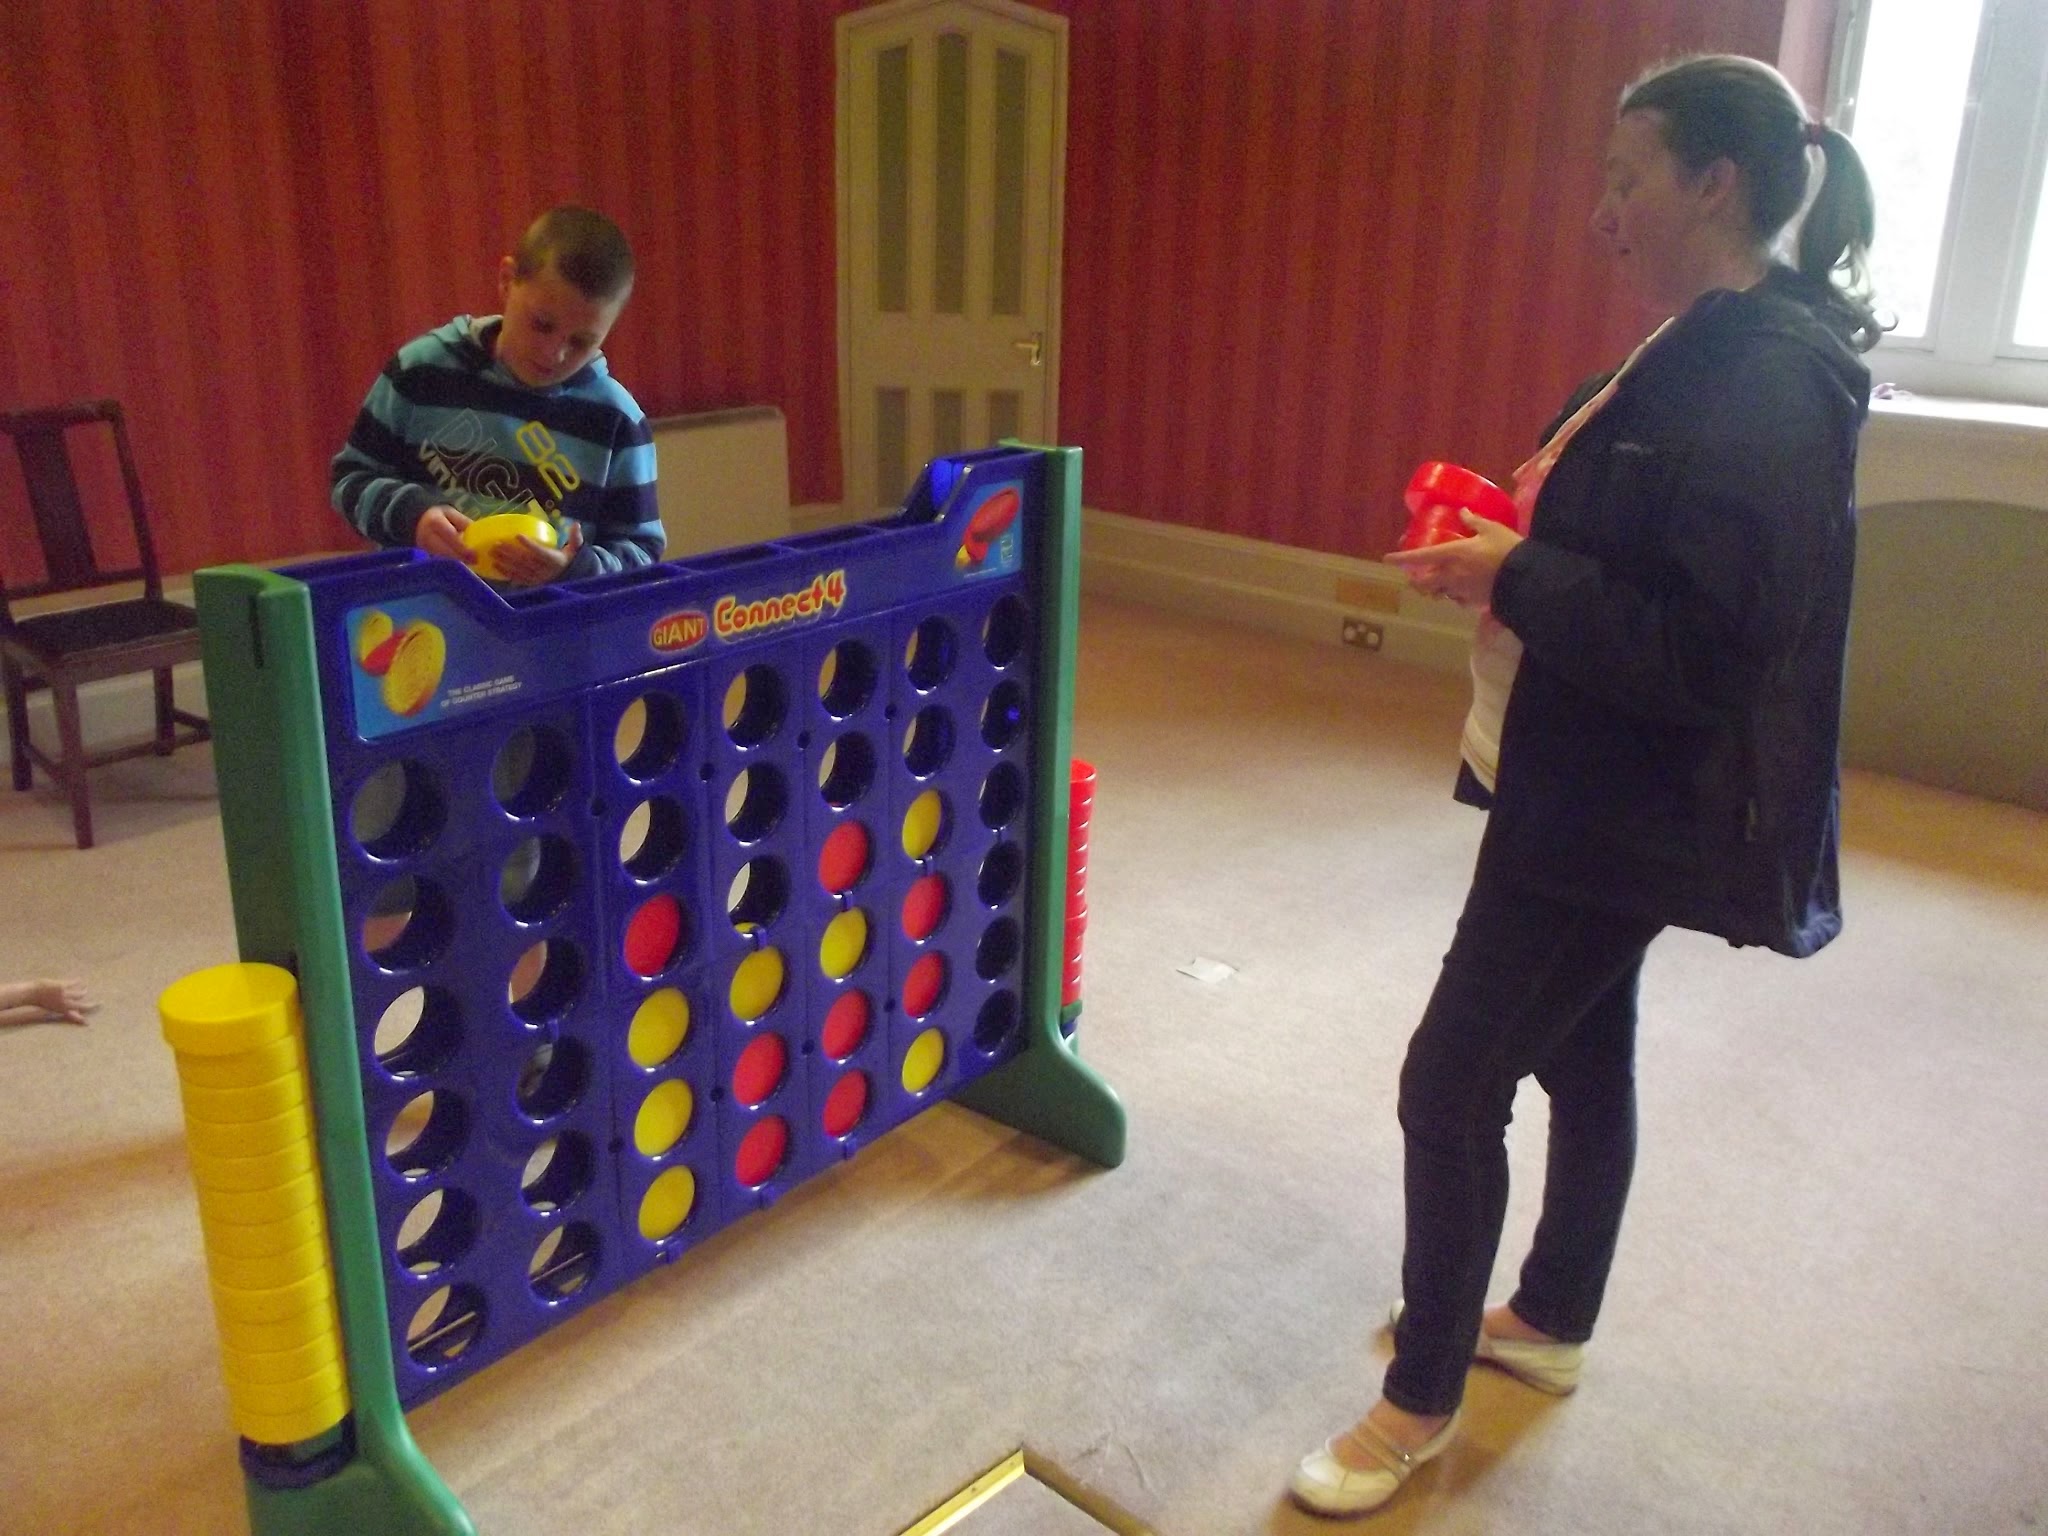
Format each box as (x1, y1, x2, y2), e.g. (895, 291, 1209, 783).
(1389, 1300, 1583, 1395)
(1289, 1410, 1460, 1518)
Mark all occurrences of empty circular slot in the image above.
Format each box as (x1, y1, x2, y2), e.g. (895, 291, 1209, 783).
(973, 991, 1022, 1055)
(977, 842, 1025, 907)
(633, 1078, 696, 1156)
(727, 857, 790, 932)
(406, 1283, 485, 1366)
(528, 1222, 599, 1301)
(623, 893, 688, 977)
(350, 760, 443, 859)
(627, 988, 691, 1069)
(520, 1131, 594, 1213)
(818, 641, 878, 719)
(734, 1116, 790, 1187)
(638, 1166, 698, 1241)
(817, 820, 872, 894)
(902, 875, 950, 943)
(515, 1038, 590, 1121)
(819, 909, 870, 981)
(722, 666, 787, 748)
(508, 939, 584, 1023)
(619, 796, 687, 879)
(732, 1033, 788, 1108)
(979, 763, 1026, 829)
(902, 708, 955, 778)
(499, 836, 575, 922)
(614, 693, 685, 780)
(975, 917, 1022, 980)
(902, 790, 948, 861)
(820, 990, 872, 1059)
(980, 681, 1027, 750)
(385, 1089, 468, 1177)
(822, 1071, 870, 1138)
(817, 732, 877, 809)
(491, 725, 572, 816)
(904, 617, 957, 691)
(373, 986, 461, 1078)
(724, 764, 789, 843)
(361, 877, 452, 970)
(729, 947, 787, 1022)
(395, 1187, 478, 1276)
(902, 953, 947, 1019)
(982, 595, 1028, 668)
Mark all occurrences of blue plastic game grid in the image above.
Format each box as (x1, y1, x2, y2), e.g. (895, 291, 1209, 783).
(280, 448, 1041, 1405)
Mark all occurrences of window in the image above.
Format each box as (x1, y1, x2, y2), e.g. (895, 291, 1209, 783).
(1831, 0, 2048, 402)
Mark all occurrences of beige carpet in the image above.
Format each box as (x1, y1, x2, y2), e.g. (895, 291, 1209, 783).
(3, 596, 2044, 1536)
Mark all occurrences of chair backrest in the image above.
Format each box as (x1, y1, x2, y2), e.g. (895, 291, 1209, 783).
(0, 399, 163, 612)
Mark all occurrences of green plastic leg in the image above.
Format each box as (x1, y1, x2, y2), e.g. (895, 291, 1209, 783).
(246, 1449, 474, 1536)
(197, 566, 474, 1536)
(953, 1013, 1124, 1168)
(951, 446, 1126, 1169)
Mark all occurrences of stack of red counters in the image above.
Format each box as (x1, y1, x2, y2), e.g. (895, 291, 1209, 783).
(1399, 461, 1518, 551)
(1063, 759, 1096, 1017)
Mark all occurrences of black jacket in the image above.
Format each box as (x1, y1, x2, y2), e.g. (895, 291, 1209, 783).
(1478, 267, 1870, 956)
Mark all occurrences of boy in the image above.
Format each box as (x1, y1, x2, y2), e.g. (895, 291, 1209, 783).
(331, 206, 663, 584)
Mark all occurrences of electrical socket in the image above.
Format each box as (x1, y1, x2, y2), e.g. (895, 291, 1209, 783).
(1340, 617, 1385, 652)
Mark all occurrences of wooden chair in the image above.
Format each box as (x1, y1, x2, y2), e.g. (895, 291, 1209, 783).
(1, 399, 209, 849)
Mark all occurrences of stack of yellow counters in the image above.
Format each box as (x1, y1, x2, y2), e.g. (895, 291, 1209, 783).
(159, 963, 350, 1447)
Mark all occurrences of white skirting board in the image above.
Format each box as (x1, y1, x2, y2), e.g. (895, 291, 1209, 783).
(1078, 507, 1478, 673)
(649, 405, 793, 559)
(13, 487, 2036, 812)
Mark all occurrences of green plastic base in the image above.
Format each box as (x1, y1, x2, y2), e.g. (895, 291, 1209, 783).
(953, 1019, 1124, 1167)
(245, 1447, 475, 1536)
(950, 446, 1126, 1169)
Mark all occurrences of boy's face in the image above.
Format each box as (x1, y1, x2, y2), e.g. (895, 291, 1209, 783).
(494, 256, 627, 388)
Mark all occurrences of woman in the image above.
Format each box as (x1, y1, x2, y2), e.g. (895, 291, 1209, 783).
(1291, 55, 1879, 1518)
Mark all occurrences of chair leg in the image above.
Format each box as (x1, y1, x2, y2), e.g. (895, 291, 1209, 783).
(51, 682, 93, 850)
(3, 662, 28, 792)
(154, 667, 176, 755)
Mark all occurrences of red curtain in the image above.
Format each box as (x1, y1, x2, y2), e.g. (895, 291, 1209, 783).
(0, 0, 1785, 576)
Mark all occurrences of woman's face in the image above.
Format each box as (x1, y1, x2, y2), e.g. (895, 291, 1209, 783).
(1591, 110, 1714, 311)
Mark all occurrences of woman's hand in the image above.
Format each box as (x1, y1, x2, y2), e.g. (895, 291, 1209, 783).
(1384, 510, 1524, 608)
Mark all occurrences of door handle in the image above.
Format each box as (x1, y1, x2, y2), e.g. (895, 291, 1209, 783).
(1012, 331, 1043, 367)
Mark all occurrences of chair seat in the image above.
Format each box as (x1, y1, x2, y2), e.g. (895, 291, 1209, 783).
(5, 597, 200, 667)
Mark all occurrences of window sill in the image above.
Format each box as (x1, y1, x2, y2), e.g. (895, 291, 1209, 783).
(1870, 390, 2048, 432)
(1859, 393, 2048, 513)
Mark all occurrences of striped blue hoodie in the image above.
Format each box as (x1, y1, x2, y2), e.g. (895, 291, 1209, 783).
(331, 315, 663, 579)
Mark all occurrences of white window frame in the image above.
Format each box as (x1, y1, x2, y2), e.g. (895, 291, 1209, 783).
(1830, 0, 2048, 403)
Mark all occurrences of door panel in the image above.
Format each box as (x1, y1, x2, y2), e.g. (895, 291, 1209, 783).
(842, 1, 1066, 515)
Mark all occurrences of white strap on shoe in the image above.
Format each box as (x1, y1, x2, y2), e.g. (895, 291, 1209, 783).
(1333, 1423, 1418, 1479)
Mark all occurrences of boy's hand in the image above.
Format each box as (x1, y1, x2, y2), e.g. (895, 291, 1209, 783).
(1383, 510, 1523, 608)
(492, 521, 584, 586)
(414, 505, 477, 563)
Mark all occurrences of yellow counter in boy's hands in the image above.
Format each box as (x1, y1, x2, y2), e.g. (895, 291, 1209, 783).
(461, 511, 558, 581)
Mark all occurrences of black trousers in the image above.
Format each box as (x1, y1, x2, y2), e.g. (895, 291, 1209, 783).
(1382, 865, 1663, 1416)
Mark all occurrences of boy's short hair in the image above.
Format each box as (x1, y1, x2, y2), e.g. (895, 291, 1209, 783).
(513, 206, 635, 302)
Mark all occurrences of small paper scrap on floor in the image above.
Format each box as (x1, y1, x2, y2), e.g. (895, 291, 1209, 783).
(1177, 957, 1237, 984)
